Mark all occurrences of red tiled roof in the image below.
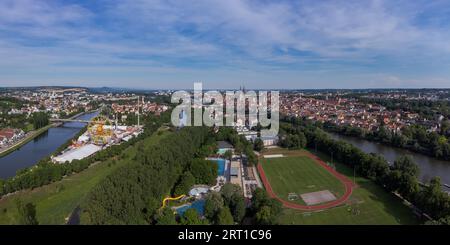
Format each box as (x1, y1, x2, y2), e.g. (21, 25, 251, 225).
(0, 129, 15, 139)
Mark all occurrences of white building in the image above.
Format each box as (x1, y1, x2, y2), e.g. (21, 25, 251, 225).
(260, 135, 279, 146)
(53, 144, 102, 163)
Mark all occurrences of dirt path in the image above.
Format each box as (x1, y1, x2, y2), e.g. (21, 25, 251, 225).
(257, 151, 355, 211)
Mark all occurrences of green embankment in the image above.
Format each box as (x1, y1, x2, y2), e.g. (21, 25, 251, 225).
(0, 129, 171, 225)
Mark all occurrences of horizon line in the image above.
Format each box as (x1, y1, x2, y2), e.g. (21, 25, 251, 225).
(1, 85, 450, 91)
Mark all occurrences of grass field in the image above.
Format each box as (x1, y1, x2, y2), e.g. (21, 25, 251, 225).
(260, 148, 419, 225)
(0, 128, 171, 225)
(261, 154, 345, 205)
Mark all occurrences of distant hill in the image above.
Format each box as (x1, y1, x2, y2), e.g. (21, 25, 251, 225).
(87, 87, 161, 94)
(0, 86, 162, 94)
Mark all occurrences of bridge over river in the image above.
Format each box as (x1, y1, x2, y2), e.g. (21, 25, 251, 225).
(0, 111, 99, 179)
(50, 118, 92, 123)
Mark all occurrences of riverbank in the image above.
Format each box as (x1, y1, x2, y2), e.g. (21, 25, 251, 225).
(328, 132, 450, 188)
(0, 124, 52, 157)
(0, 111, 100, 179)
(323, 125, 450, 161)
(0, 110, 97, 158)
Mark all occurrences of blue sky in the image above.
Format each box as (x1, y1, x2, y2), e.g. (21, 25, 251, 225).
(1, 0, 450, 89)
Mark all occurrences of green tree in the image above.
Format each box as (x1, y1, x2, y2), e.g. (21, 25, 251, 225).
(234, 141, 244, 155)
(417, 177, 450, 219)
(16, 200, 38, 225)
(279, 133, 306, 149)
(441, 120, 450, 135)
(251, 188, 267, 211)
(190, 159, 218, 185)
(251, 188, 281, 224)
(31, 112, 49, 129)
(245, 146, 258, 166)
(230, 195, 246, 223)
(221, 183, 240, 205)
(0, 179, 4, 196)
(224, 150, 233, 161)
(155, 208, 177, 225)
(253, 138, 264, 152)
(220, 183, 246, 223)
(392, 133, 408, 147)
(125, 113, 138, 126)
(393, 155, 419, 177)
(377, 126, 392, 143)
(204, 192, 224, 220)
(425, 216, 450, 225)
(180, 208, 206, 225)
(174, 171, 195, 196)
(216, 207, 234, 225)
(255, 206, 272, 225)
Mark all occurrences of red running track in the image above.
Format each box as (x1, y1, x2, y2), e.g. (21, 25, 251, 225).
(257, 152, 355, 211)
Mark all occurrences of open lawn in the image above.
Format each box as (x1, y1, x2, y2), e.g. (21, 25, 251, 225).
(271, 148, 419, 225)
(0, 128, 171, 225)
(261, 154, 345, 205)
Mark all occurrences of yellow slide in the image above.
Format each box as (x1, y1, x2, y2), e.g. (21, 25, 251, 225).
(161, 194, 186, 209)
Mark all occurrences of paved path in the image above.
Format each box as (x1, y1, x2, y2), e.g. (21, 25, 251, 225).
(257, 151, 355, 211)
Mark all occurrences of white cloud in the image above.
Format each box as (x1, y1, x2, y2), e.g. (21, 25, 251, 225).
(0, 0, 450, 88)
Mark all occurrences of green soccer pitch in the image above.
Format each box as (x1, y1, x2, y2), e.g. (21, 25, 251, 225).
(260, 155, 345, 205)
(259, 148, 419, 225)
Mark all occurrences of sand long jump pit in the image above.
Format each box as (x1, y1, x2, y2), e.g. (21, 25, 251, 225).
(263, 154, 284, 158)
(300, 190, 337, 206)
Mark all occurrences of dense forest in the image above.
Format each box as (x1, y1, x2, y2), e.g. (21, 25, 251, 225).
(280, 116, 450, 224)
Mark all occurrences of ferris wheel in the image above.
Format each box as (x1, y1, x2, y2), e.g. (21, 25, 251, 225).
(88, 115, 113, 145)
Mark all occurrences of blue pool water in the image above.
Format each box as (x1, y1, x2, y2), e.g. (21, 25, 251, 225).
(217, 149, 227, 155)
(212, 158, 226, 176)
(176, 199, 206, 216)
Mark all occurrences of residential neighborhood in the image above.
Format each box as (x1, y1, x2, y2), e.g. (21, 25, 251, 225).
(0, 128, 25, 149)
(280, 93, 443, 133)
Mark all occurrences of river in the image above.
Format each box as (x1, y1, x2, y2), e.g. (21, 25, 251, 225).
(328, 132, 450, 186)
(0, 111, 99, 179)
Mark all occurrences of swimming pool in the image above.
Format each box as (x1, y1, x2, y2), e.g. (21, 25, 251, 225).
(175, 199, 206, 216)
(212, 158, 226, 176)
(217, 149, 228, 155)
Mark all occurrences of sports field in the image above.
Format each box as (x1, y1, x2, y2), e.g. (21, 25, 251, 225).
(260, 148, 419, 225)
(260, 155, 345, 206)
